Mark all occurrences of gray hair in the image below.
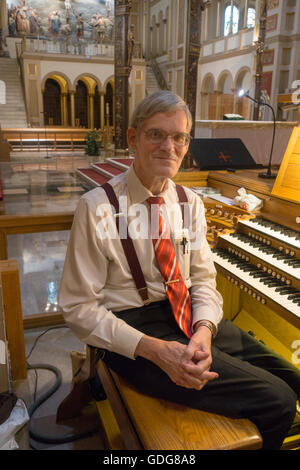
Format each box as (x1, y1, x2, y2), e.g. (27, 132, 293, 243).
(130, 90, 192, 133)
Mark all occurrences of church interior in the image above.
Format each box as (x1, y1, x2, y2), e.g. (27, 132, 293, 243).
(0, 0, 299, 452)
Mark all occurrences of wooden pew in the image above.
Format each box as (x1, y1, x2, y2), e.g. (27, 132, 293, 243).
(96, 360, 263, 451)
(2, 128, 101, 152)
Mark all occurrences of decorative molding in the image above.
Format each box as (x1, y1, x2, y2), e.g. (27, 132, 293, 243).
(200, 45, 255, 64)
(261, 71, 273, 97)
(266, 14, 278, 32)
(267, 0, 280, 10)
(263, 48, 274, 66)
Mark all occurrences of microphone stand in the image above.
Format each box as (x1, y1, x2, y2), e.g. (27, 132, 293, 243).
(243, 92, 277, 179)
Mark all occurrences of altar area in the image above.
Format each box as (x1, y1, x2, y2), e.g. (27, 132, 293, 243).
(195, 120, 298, 166)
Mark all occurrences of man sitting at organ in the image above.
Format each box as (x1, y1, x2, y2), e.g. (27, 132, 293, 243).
(59, 91, 300, 450)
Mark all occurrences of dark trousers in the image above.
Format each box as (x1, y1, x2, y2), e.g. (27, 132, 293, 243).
(99, 300, 300, 450)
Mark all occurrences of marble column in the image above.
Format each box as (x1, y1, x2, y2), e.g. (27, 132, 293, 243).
(254, 0, 267, 120)
(100, 91, 105, 131)
(61, 92, 68, 127)
(88, 93, 94, 129)
(182, 1, 205, 168)
(69, 91, 75, 127)
(114, 0, 132, 150)
(184, 0, 204, 137)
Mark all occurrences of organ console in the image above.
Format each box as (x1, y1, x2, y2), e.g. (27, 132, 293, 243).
(207, 126, 300, 448)
(212, 127, 300, 328)
(203, 199, 256, 247)
(212, 217, 300, 329)
(210, 126, 300, 333)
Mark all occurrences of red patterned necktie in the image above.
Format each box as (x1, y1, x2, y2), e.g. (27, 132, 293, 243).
(147, 196, 192, 338)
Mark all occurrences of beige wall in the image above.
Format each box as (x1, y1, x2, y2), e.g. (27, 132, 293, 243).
(21, 53, 145, 127)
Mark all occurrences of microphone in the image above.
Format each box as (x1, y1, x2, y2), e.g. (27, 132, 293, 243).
(238, 89, 277, 179)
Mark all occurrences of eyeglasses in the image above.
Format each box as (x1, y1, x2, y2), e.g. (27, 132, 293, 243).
(142, 128, 190, 147)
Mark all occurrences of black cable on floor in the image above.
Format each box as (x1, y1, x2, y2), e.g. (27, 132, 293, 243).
(27, 363, 99, 446)
(25, 327, 99, 446)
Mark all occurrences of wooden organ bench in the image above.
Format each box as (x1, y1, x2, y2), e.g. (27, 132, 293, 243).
(96, 359, 263, 451)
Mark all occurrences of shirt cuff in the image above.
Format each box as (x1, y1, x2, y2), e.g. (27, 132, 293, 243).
(192, 307, 221, 335)
(112, 322, 145, 359)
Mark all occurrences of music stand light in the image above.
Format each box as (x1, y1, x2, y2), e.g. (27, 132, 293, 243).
(238, 89, 277, 179)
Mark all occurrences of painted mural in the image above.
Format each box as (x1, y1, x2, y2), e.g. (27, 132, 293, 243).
(7, 0, 114, 43)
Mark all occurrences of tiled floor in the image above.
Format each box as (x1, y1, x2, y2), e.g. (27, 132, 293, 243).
(3, 151, 112, 450)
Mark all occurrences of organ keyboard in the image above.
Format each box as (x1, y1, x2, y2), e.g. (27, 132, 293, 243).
(210, 127, 300, 448)
(212, 218, 300, 328)
(210, 125, 300, 388)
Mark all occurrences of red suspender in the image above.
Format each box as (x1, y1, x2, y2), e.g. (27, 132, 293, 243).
(101, 182, 189, 305)
(101, 182, 150, 303)
(175, 184, 189, 230)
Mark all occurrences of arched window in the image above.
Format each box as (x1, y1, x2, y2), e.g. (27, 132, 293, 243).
(75, 80, 88, 128)
(224, 5, 239, 36)
(43, 78, 61, 125)
(247, 8, 256, 28)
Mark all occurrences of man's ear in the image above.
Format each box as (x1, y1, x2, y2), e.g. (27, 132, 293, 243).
(127, 127, 137, 150)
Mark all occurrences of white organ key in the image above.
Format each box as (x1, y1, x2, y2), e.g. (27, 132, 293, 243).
(239, 219, 300, 250)
(212, 250, 300, 318)
(220, 234, 300, 280)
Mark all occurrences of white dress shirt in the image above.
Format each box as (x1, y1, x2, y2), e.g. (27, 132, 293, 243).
(58, 164, 223, 359)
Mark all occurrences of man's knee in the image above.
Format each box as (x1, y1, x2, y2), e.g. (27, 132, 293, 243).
(264, 380, 297, 427)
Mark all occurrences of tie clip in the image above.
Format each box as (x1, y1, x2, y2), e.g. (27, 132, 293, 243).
(165, 279, 180, 285)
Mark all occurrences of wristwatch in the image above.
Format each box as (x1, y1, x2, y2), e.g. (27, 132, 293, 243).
(195, 320, 217, 338)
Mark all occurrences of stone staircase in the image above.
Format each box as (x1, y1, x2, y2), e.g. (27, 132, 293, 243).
(0, 58, 27, 128)
(76, 157, 134, 188)
(145, 65, 161, 96)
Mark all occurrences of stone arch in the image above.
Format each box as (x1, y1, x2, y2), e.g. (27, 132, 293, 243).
(103, 75, 115, 93)
(201, 73, 215, 93)
(41, 71, 71, 93)
(73, 73, 102, 94)
(216, 70, 234, 119)
(234, 66, 251, 91)
(43, 77, 62, 125)
(217, 70, 234, 93)
(200, 73, 215, 119)
(234, 66, 252, 118)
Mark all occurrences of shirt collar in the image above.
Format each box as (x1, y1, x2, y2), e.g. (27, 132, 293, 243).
(126, 162, 174, 205)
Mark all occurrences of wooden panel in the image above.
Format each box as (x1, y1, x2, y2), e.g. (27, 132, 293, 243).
(113, 371, 262, 450)
(272, 125, 300, 202)
(208, 169, 273, 200)
(261, 196, 300, 231)
(216, 271, 300, 369)
(0, 260, 26, 380)
(96, 360, 142, 450)
(96, 400, 126, 450)
(216, 272, 241, 320)
(292, 138, 300, 154)
(234, 305, 300, 370)
(173, 170, 208, 188)
(97, 360, 262, 450)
